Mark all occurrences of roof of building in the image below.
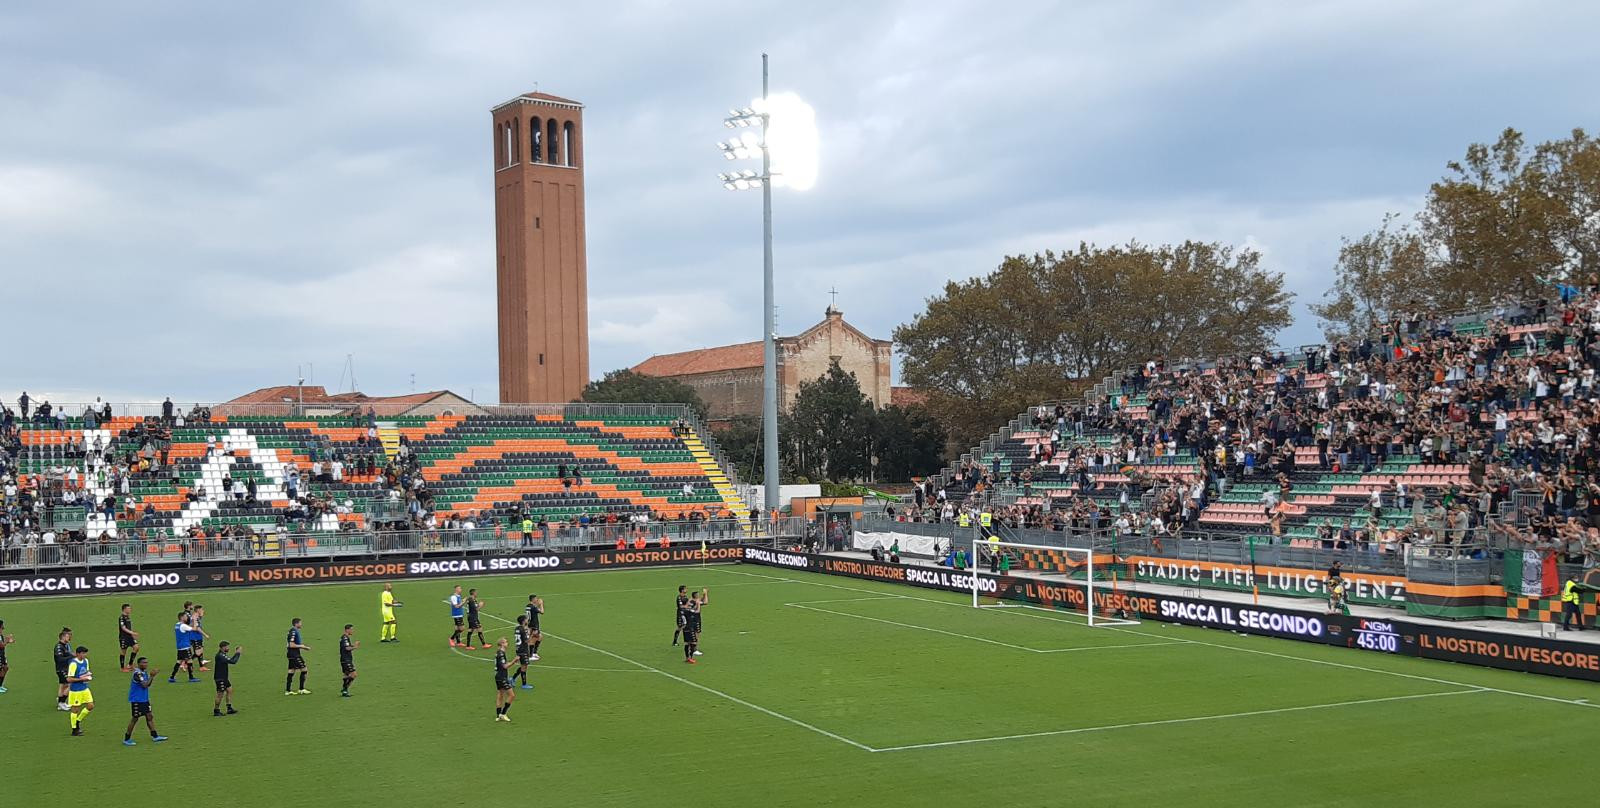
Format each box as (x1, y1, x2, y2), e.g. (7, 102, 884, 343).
(225, 386, 463, 407)
(633, 309, 891, 379)
(493, 91, 584, 112)
(891, 386, 928, 408)
(633, 341, 765, 377)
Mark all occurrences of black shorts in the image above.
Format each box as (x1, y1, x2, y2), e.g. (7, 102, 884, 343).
(516, 646, 531, 663)
(131, 701, 153, 718)
(215, 679, 231, 693)
(120, 638, 137, 650)
(177, 648, 192, 661)
(341, 661, 356, 675)
(287, 655, 306, 670)
(468, 617, 482, 630)
(56, 667, 68, 684)
(190, 640, 203, 651)
(495, 677, 511, 692)
(676, 613, 687, 628)
(453, 616, 464, 627)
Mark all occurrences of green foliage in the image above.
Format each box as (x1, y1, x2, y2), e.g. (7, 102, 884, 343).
(871, 404, 947, 482)
(1316, 127, 1600, 338)
(578, 369, 708, 421)
(784, 361, 877, 482)
(715, 364, 947, 485)
(894, 241, 1293, 448)
(712, 415, 768, 483)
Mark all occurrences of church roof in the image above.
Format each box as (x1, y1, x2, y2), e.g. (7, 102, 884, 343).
(633, 341, 764, 377)
(631, 309, 890, 379)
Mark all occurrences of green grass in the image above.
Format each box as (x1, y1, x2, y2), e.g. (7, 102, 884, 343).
(3, 563, 1597, 806)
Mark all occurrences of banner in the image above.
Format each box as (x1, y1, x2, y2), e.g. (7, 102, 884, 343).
(1126, 556, 1407, 606)
(0, 545, 745, 598)
(1504, 549, 1557, 597)
(853, 530, 942, 558)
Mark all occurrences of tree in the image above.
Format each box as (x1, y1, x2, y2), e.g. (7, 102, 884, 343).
(712, 415, 768, 483)
(894, 241, 1292, 449)
(1315, 128, 1600, 338)
(784, 361, 875, 482)
(1309, 214, 1429, 341)
(871, 404, 947, 482)
(578, 369, 708, 421)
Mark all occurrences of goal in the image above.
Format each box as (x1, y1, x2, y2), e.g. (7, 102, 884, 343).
(968, 537, 1141, 627)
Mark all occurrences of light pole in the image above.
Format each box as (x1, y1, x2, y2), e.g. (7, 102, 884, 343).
(717, 54, 816, 516)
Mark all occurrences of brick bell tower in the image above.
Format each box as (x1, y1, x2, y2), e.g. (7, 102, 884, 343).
(491, 90, 589, 403)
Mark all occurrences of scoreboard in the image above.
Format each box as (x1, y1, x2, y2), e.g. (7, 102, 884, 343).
(1349, 618, 1402, 654)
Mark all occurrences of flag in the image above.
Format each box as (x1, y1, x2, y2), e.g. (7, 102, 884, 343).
(1504, 548, 1558, 597)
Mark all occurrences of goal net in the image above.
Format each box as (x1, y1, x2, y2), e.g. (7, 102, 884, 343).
(968, 537, 1141, 627)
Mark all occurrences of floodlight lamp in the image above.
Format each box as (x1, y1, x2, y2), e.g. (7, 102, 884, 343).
(724, 151, 737, 160)
(724, 120, 736, 129)
(762, 91, 818, 191)
(723, 182, 737, 190)
(739, 131, 760, 148)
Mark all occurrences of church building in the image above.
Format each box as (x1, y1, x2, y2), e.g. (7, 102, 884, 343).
(631, 307, 893, 422)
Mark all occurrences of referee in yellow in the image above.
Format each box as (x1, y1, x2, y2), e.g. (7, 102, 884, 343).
(379, 583, 403, 642)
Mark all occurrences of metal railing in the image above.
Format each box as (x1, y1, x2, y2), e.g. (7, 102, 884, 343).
(858, 515, 1501, 578)
(5, 401, 700, 421)
(0, 518, 809, 575)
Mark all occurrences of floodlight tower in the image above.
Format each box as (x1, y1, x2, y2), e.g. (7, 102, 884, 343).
(716, 54, 817, 518)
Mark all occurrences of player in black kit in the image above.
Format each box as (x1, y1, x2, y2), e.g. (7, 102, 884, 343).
(465, 589, 488, 649)
(493, 636, 520, 722)
(55, 627, 74, 710)
(524, 594, 543, 661)
(682, 588, 707, 663)
(117, 604, 139, 672)
(0, 619, 12, 694)
(213, 641, 242, 716)
(511, 617, 533, 690)
(285, 618, 311, 695)
(672, 586, 689, 646)
(339, 624, 359, 697)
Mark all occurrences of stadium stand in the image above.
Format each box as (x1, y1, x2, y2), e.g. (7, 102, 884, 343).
(0, 402, 750, 559)
(902, 293, 1600, 568)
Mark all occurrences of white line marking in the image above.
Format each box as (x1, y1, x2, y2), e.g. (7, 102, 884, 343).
(782, 596, 904, 606)
(720, 567, 1600, 712)
(1035, 641, 1192, 653)
(871, 689, 1488, 752)
(476, 610, 874, 750)
(444, 645, 644, 674)
(785, 601, 1185, 654)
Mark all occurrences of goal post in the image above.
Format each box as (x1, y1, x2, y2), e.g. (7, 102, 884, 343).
(968, 536, 1141, 627)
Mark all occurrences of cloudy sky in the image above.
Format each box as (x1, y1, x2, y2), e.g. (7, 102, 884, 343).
(3, 1, 1597, 406)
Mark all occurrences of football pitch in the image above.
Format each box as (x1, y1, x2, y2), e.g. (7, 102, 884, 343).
(4, 562, 1596, 807)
